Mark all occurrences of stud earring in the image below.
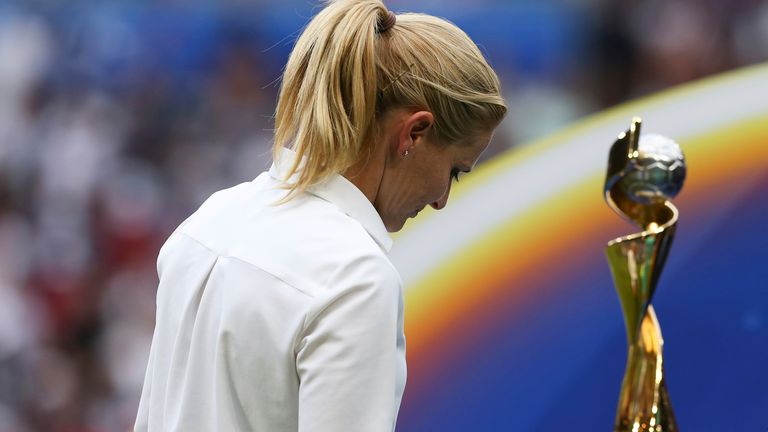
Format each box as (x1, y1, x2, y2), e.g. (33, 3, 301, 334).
(403, 149, 410, 157)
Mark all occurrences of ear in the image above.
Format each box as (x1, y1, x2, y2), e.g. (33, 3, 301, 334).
(397, 110, 434, 157)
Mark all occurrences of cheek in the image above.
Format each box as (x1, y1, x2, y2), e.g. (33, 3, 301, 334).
(428, 170, 450, 200)
(396, 159, 450, 209)
(415, 169, 443, 199)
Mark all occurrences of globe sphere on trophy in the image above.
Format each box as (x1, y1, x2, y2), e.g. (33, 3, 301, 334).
(604, 117, 686, 432)
(616, 134, 686, 205)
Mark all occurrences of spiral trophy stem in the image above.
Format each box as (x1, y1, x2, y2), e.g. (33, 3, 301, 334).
(604, 118, 685, 432)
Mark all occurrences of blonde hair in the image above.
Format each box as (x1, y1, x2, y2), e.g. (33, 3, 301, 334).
(273, 0, 506, 198)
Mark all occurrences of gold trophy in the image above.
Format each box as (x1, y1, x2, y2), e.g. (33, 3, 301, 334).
(604, 118, 685, 432)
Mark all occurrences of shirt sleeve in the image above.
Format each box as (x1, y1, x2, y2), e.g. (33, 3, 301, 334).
(295, 254, 401, 432)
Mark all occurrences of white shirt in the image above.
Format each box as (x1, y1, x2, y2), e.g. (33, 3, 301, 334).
(135, 149, 406, 432)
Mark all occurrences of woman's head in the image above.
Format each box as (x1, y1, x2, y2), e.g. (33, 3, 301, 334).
(273, 0, 506, 228)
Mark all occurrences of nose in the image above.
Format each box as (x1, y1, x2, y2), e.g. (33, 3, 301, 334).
(430, 184, 452, 210)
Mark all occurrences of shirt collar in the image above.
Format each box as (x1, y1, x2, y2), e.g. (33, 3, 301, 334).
(267, 147, 393, 253)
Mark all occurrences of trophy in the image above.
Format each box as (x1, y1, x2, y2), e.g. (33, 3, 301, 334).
(604, 118, 685, 432)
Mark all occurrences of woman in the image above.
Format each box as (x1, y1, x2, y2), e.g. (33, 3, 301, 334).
(135, 1, 506, 431)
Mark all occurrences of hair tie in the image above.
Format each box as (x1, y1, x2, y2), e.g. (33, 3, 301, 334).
(378, 10, 396, 33)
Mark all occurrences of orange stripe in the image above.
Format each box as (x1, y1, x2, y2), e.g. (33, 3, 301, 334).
(404, 116, 768, 371)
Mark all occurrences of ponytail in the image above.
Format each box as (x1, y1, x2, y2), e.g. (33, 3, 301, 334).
(273, 0, 389, 199)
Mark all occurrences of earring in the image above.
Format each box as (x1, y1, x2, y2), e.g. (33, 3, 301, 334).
(403, 149, 410, 157)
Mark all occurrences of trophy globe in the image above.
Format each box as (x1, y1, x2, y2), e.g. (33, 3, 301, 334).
(617, 133, 686, 205)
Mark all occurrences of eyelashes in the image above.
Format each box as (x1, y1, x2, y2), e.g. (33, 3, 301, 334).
(450, 168, 462, 183)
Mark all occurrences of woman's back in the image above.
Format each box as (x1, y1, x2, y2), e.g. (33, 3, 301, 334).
(136, 152, 406, 431)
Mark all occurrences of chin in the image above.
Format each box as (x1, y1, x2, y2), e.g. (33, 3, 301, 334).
(385, 217, 408, 233)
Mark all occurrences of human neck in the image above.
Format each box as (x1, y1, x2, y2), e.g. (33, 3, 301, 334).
(342, 142, 387, 205)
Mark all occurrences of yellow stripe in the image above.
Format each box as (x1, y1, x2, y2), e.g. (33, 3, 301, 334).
(405, 114, 768, 320)
(465, 62, 768, 197)
(395, 62, 768, 238)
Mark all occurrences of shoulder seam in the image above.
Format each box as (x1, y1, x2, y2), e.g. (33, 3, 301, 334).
(175, 231, 317, 299)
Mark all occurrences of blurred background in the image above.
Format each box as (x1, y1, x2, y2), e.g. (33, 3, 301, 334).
(0, 0, 766, 430)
